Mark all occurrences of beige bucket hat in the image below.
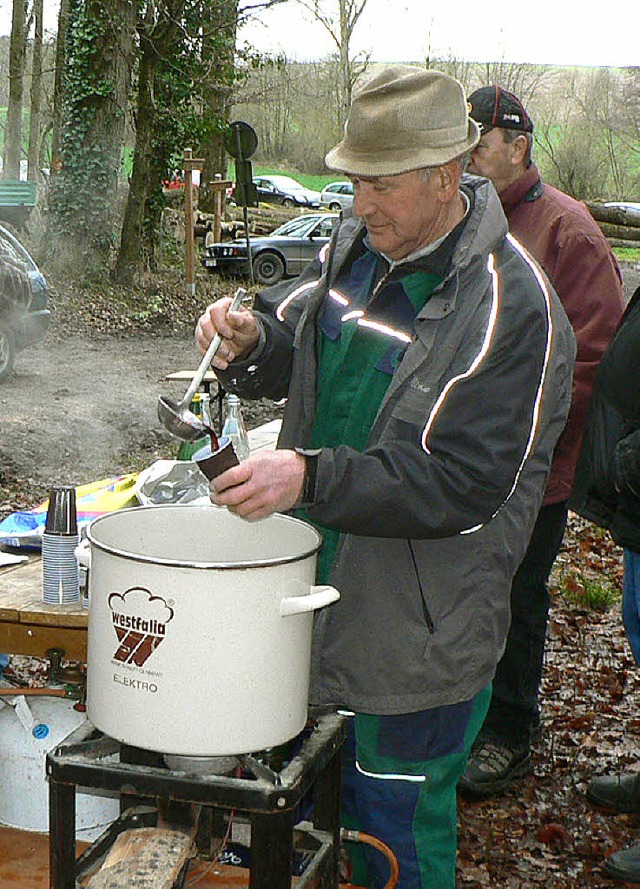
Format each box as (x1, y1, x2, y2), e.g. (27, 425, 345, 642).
(325, 65, 480, 177)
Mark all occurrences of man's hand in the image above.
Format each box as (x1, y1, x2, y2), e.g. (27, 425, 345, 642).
(210, 450, 306, 521)
(195, 297, 260, 370)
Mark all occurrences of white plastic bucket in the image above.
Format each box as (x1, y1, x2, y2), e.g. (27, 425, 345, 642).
(79, 505, 339, 756)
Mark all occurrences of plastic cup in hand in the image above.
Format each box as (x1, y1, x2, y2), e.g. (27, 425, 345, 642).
(193, 437, 239, 481)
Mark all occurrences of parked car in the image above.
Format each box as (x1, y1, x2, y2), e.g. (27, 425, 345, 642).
(603, 201, 640, 223)
(0, 224, 50, 382)
(320, 181, 354, 211)
(231, 175, 321, 209)
(203, 213, 338, 286)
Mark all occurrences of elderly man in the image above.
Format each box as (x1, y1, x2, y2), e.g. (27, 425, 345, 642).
(461, 85, 624, 798)
(195, 67, 576, 888)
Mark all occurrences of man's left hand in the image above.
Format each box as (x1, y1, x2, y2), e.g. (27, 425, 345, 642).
(210, 450, 306, 521)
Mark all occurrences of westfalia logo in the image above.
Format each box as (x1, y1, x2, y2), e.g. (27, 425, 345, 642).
(109, 587, 174, 667)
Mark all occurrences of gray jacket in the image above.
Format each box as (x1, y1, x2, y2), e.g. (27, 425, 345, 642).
(220, 176, 576, 714)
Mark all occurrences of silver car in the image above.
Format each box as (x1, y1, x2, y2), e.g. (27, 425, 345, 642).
(320, 181, 354, 212)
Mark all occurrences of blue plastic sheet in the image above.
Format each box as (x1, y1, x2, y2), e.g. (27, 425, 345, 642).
(0, 473, 139, 550)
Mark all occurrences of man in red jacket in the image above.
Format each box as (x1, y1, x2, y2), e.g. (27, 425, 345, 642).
(460, 84, 626, 797)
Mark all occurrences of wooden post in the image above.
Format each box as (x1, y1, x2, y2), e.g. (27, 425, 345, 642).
(209, 174, 232, 243)
(213, 173, 223, 243)
(182, 147, 204, 296)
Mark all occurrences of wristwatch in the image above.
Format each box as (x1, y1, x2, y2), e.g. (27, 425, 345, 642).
(295, 448, 321, 505)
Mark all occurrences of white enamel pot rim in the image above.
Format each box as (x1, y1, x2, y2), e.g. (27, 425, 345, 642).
(81, 503, 322, 569)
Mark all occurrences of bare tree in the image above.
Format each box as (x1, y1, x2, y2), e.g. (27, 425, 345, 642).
(566, 67, 640, 198)
(532, 67, 640, 201)
(294, 0, 369, 126)
(50, 0, 69, 174)
(238, 55, 294, 157)
(27, 0, 43, 182)
(114, 3, 180, 283)
(199, 0, 238, 201)
(466, 61, 553, 109)
(4, 0, 28, 179)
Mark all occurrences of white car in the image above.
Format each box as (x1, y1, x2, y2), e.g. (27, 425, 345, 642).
(603, 201, 640, 223)
(320, 181, 354, 211)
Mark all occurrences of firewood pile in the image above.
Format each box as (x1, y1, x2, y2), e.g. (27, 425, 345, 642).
(225, 203, 314, 235)
(194, 203, 299, 243)
(585, 201, 640, 249)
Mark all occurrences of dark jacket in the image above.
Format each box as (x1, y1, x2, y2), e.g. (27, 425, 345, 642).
(219, 175, 576, 714)
(569, 286, 640, 553)
(500, 164, 624, 506)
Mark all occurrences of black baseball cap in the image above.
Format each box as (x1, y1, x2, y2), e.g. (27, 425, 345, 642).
(467, 85, 534, 134)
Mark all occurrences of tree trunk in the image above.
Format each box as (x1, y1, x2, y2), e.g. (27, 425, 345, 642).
(4, 0, 28, 180)
(27, 0, 43, 182)
(47, 0, 136, 255)
(50, 0, 70, 173)
(113, 45, 160, 282)
(199, 0, 237, 213)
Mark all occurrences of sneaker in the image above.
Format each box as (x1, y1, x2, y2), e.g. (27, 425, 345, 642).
(458, 738, 531, 799)
(587, 772, 640, 814)
(604, 844, 640, 882)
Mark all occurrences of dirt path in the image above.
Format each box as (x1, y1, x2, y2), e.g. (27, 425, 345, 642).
(0, 330, 209, 502)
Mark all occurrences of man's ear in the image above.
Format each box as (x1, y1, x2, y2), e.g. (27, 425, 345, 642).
(511, 134, 529, 166)
(437, 162, 461, 200)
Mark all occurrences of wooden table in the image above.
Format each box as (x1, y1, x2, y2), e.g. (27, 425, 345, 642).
(0, 556, 88, 661)
(0, 420, 282, 664)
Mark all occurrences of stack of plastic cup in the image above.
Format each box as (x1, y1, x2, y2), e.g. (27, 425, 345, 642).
(42, 485, 80, 605)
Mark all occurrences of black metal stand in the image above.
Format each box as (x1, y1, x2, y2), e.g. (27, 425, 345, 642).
(46, 711, 346, 889)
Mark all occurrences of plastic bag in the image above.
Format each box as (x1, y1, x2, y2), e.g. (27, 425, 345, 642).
(0, 473, 140, 550)
(134, 460, 210, 506)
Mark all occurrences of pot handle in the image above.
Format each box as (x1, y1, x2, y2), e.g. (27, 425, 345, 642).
(280, 585, 340, 617)
(75, 538, 91, 569)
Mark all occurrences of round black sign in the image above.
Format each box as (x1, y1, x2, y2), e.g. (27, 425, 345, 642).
(224, 121, 258, 159)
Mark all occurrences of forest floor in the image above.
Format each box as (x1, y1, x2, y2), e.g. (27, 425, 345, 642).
(1, 256, 640, 887)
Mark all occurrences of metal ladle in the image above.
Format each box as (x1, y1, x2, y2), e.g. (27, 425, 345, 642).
(157, 287, 247, 441)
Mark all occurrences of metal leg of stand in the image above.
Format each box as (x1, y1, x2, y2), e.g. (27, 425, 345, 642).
(313, 746, 342, 886)
(49, 780, 76, 889)
(250, 810, 295, 889)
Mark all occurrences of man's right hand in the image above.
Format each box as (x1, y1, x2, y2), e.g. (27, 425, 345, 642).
(195, 297, 260, 370)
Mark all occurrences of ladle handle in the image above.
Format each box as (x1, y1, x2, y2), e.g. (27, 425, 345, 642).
(183, 287, 247, 407)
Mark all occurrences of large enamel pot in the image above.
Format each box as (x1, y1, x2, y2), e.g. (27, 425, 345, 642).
(79, 505, 339, 757)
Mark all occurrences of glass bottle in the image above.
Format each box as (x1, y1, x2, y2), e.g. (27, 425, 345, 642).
(177, 392, 211, 460)
(221, 394, 250, 461)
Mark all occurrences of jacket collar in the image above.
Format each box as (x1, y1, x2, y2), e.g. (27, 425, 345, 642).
(331, 177, 508, 291)
(499, 163, 542, 215)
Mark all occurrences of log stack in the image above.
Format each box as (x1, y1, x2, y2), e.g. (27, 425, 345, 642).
(585, 202, 640, 250)
(225, 203, 310, 235)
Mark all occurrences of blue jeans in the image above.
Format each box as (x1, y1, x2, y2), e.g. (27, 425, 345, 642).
(622, 548, 640, 665)
(479, 501, 568, 746)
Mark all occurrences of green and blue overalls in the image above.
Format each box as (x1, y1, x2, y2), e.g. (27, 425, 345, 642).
(300, 239, 491, 889)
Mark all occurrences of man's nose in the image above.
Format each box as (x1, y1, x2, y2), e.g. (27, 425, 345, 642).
(353, 184, 376, 217)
